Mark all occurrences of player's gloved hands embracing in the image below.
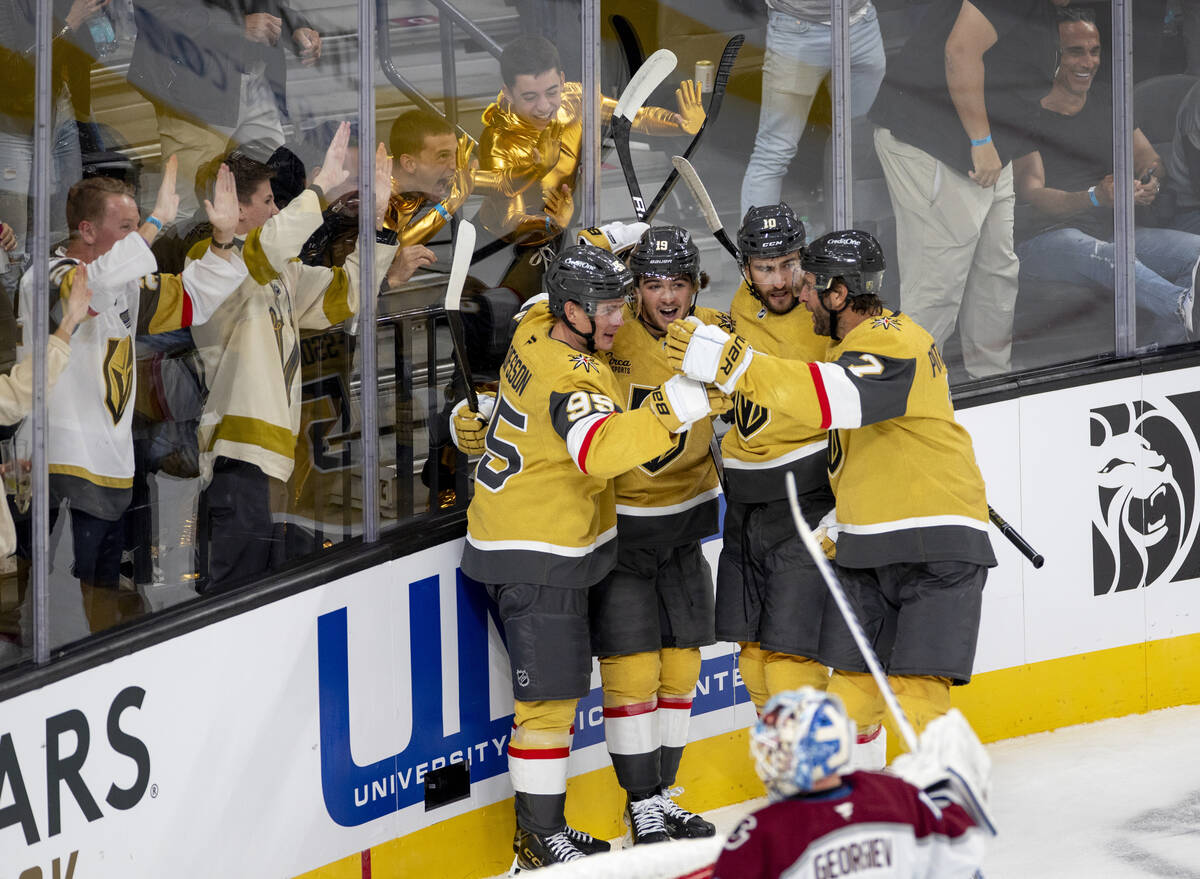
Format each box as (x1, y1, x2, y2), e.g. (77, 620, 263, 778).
(645, 375, 724, 433)
(666, 316, 754, 394)
(449, 393, 496, 456)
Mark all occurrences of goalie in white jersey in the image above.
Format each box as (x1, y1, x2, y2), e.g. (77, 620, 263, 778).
(16, 159, 245, 632)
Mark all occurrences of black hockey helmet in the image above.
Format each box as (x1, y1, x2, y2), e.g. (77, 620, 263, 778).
(803, 230, 886, 299)
(545, 243, 634, 351)
(628, 225, 701, 283)
(737, 203, 806, 265)
(545, 243, 635, 319)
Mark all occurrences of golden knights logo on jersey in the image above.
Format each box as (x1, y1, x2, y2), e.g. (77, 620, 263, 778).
(734, 393, 770, 440)
(103, 336, 134, 424)
(1091, 396, 1200, 595)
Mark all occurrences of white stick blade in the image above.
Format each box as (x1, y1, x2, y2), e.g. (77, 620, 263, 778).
(672, 155, 723, 234)
(444, 220, 477, 312)
(614, 49, 678, 122)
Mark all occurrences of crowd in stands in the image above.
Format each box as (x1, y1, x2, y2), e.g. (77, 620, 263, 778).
(3, 0, 1200, 661)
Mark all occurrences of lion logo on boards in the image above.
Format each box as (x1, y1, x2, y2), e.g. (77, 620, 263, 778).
(103, 336, 134, 424)
(1091, 397, 1200, 594)
(568, 353, 598, 373)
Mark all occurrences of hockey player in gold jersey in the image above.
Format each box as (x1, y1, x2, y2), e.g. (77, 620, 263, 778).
(589, 227, 724, 845)
(717, 204, 835, 720)
(665, 229, 996, 752)
(457, 243, 727, 870)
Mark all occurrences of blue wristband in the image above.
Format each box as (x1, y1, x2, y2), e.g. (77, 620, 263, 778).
(545, 216, 553, 232)
(1088, 186, 1100, 208)
(144, 215, 163, 232)
(970, 134, 992, 147)
(433, 203, 451, 222)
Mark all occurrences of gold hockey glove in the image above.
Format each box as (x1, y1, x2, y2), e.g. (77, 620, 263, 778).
(666, 316, 754, 394)
(449, 393, 496, 456)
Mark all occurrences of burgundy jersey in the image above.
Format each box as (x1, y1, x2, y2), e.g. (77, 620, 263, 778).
(712, 772, 985, 879)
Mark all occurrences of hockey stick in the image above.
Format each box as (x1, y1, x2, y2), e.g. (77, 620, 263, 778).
(611, 48, 679, 220)
(987, 506, 1044, 569)
(784, 471, 919, 754)
(672, 155, 739, 261)
(643, 34, 744, 224)
(445, 220, 479, 412)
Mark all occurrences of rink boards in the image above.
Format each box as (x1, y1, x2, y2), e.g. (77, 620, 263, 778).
(3, 363, 1200, 878)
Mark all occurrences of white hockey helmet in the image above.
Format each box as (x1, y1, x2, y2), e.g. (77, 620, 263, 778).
(750, 687, 855, 798)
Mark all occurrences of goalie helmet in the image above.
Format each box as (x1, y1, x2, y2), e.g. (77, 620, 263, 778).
(628, 225, 701, 283)
(737, 203, 806, 264)
(750, 687, 854, 799)
(803, 230, 886, 299)
(545, 243, 635, 319)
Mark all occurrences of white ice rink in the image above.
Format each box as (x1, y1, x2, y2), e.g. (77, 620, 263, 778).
(514, 703, 1200, 879)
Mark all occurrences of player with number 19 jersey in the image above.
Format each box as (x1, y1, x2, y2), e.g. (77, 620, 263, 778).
(609, 304, 727, 544)
(460, 310, 678, 588)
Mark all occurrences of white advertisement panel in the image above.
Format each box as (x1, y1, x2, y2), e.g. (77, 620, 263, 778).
(1, 542, 749, 877)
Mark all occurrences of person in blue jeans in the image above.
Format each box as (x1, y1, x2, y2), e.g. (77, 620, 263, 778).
(739, 0, 885, 221)
(1014, 10, 1200, 347)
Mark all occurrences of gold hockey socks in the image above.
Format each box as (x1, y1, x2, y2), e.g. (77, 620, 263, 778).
(510, 699, 576, 834)
(600, 652, 663, 796)
(763, 651, 830, 696)
(737, 641, 770, 713)
(658, 647, 702, 787)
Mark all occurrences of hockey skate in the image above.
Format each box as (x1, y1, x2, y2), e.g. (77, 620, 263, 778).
(564, 824, 611, 854)
(510, 826, 584, 872)
(658, 787, 715, 838)
(624, 794, 671, 845)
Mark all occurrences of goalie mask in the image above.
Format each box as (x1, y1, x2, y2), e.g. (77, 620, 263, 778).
(546, 243, 635, 351)
(803, 230, 886, 341)
(750, 687, 854, 799)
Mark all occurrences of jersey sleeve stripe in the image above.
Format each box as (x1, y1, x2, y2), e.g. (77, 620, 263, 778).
(808, 361, 832, 429)
(812, 361, 863, 429)
(181, 289, 194, 327)
(567, 412, 613, 474)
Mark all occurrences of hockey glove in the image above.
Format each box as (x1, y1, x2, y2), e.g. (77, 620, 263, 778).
(578, 220, 650, 256)
(813, 508, 840, 560)
(646, 375, 720, 433)
(665, 316, 754, 394)
(891, 709, 996, 835)
(449, 393, 496, 456)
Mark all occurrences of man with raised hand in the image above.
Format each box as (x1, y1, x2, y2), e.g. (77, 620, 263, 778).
(188, 123, 398, 592)
(666, 230, 995, 752)
(455, 243, 726, 870)
(716, 204, 836, 726)
(17, 157, 245, 631)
